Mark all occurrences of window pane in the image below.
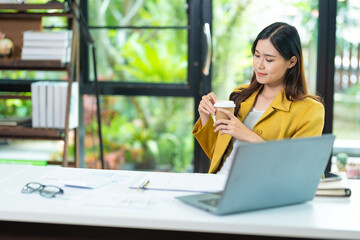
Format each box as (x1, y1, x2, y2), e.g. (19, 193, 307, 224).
(212, 0, 319, 100)
(88, 0, 188, 27)
(84, 95, 194, 172)
(333, 0, 360, 177)
(88, 29, 188, 83)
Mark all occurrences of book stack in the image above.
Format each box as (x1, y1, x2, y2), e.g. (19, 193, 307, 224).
(31, 81, 78, 129)
(21, 30, 72, 63)
(316, 172, 351, 197)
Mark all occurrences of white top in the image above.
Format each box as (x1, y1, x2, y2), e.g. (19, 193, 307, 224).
(217, 107, 265, 175)
(0, 165, 359, 240)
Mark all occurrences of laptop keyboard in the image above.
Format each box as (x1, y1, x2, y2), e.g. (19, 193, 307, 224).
(199, 198, 220, 207)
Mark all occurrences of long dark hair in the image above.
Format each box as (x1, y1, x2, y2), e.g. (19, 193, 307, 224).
(230, 22, 322, 117)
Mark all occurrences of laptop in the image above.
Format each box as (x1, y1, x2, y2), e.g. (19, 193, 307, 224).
(176, 134, 335, 215)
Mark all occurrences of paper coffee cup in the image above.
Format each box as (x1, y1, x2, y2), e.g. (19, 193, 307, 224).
(214, 100, 236, 121)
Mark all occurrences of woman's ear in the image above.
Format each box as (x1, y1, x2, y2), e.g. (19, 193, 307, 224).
(288, 56, 297, 69)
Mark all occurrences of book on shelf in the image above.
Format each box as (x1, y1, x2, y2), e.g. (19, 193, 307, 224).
(69, 81, 79, 129)
(59, 82, 68, 129)
(0, 116, 32, 127)
(31, 81, 78, 130)
(23, 40, 71, 48)
(22, 47, 70, 56)
(316, 172, 351, 197)
(53, 82, 64, 129)
(46, 82, 55, 128)
(31, 82, 41, 128)
(22, 30, 72, 63)
(23, 30, 72, 41)
(21, 48, 71, 63)
(38, 81, 47, 128)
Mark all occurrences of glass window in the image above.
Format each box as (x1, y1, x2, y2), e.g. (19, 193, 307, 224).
(88, 29, 187, 83)
(87, 0, 188, 84)
(212, 0, 319, 100)
(333, 0, 360, 177)
(88, 0, 187, 27)
(84, 95, 194, 172)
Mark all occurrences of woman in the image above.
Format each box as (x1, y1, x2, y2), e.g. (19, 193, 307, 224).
(193, 22, 325, 174)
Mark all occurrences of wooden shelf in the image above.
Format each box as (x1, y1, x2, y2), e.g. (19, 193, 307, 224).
(0, 126, 65, 140)
(0, 0, 78, 168)
(0, 59, 67, 70)
(0, 12, 73, 18)
(0, 1, 66, 11)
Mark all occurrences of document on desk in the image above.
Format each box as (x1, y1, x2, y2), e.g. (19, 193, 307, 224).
(130, 172, 227, 193)
(40, 167, 138, 189)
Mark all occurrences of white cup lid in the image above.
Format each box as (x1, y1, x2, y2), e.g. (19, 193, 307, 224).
(214, 100, 236, 108)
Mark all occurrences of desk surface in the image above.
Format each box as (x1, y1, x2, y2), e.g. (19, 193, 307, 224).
(0, 164, 359, 240)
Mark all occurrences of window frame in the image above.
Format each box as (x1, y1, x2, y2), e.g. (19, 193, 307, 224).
(78, 0, 212, 172)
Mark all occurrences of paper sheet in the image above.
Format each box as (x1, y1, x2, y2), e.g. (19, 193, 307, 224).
(40, 167, 139, 189)
(130, 172, 227, 193)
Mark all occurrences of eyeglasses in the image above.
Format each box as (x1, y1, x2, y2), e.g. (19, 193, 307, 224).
(21, 182, 64, 198)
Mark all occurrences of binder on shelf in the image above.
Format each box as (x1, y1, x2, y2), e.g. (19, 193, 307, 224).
(53, 82, 63, 129)
(59, 82, 68, 129)
(38, 82, 47, 128)
(31, 82, 41, 128)
(46, 83, 55, 128)
(69, 82, 79, 129)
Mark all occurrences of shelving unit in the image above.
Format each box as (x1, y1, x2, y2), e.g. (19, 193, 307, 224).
(0, 1, 78, 167)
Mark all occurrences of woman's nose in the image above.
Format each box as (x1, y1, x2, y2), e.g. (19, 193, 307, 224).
(257, 58, 265, 69)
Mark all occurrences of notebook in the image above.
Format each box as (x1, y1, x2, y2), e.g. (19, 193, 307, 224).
(176, 134, 335, 215)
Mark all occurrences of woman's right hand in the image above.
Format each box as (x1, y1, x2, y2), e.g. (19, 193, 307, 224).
(198, 92, 218, 126)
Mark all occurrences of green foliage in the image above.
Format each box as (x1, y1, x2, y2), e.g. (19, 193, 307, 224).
(84, 94, 194, 172)
(0, 93, 32, 117)
(346, 84, 360, 95)
(119, 32, 187, 83)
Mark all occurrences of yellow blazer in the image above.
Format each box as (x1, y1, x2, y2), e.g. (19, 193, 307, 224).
(193, 86, 325, 173)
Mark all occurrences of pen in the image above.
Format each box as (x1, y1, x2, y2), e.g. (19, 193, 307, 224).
(137, 179, 150, 191)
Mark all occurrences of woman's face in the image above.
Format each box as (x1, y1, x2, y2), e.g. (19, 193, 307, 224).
(253, 39, 294, 88)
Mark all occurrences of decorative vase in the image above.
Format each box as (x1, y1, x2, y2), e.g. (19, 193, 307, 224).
(0, 33, 14, 59)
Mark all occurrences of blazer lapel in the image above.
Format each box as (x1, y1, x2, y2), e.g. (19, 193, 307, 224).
(209, 132, 232, 173)
(239, 90, 259, 121)
(255, 88, 292, 125)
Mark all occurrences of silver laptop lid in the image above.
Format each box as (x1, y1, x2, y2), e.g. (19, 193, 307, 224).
(216, 134, 335, 215)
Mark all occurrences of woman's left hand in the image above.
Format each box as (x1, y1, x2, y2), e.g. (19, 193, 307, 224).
(213, 108, 264, 143)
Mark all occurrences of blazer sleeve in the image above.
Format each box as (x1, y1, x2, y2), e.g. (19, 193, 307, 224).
(292, 101, 325, 138)
(193, 117, 218, 160)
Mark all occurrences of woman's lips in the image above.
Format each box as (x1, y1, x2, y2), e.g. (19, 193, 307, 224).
(256, 72, 266, 77)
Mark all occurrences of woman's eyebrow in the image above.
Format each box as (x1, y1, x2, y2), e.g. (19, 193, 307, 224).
(255, 49, 277, 57)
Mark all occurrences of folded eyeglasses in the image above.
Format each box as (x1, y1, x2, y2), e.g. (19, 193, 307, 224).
(21, 182, 64, 198)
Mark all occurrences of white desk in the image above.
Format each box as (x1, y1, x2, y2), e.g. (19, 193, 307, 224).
(0, 164, 359, 240)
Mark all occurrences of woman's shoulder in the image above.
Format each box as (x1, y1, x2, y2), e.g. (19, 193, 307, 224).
(292, 96, 324, 111)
